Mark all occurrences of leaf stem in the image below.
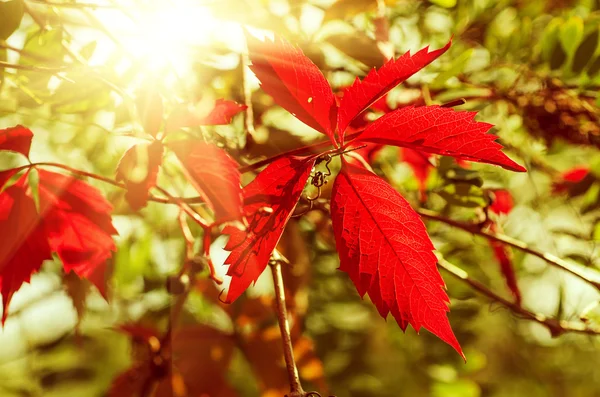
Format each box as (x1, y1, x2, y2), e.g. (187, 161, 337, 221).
(418, 208, 600, 291)
(437, 257, 600, 336)
(270, 259, 305, 397)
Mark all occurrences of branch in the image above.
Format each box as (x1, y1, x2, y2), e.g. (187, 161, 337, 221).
(269, 255, 305, 397)
(418, 208, 600, 291)
(0, 61, 69, 73)
(437, 257, 600, 337)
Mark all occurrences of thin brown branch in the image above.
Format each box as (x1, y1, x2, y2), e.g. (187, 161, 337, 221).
(270, 256, 305, 397)
(438, 257, 600, 336)
(0, 60, 69, 73)
(418, 208, 600, 291)
(241, 52, 256, 138)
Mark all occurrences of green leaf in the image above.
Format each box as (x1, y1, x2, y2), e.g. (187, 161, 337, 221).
(0, 0, 24, 40)
(431, 49, 474, 88)
(428, 0, 457, 7)
(559, 16, 584, 57)
(437, 183, 487, 208)
(573, 30, 599, 74)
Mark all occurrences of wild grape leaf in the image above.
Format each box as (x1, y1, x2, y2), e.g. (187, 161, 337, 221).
(0, 173, 51, 324)
(331, 160, 462, 356)
(222, 155, 315, 302)
(400, 148, 433, 202)
(168, 140, 243, 223)
(37, 170, 117, 298)
(0, 125, 33, 158)
(246, 34, 337, 142)
(116, 141, 164, 211)
(337, 41, 451, 140)
(355, 106, 526, 172)
(135, 86, 163, 137)
(165, 99, 246, 132)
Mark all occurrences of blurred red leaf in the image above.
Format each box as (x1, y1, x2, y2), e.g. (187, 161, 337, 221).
(489, 189, 514, 215)
(552, 166, 591, 194)
(222, 155, 315, 302)
(331, 160, 463, 357)
(116, 141, 164, 211)
(246, 33, 337, 142)
(165, 99, 246, 132)
(400, 148, 433, 202)
(37, 170, 117, 298)
(136, 87, 164, 137)
(168, 140, 243, 223)
(0, 125, 33, 158)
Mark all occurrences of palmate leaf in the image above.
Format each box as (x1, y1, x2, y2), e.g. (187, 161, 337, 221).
(246, 33, 337, 143)
(331, 160, 463, 357)
(355, 106, 526, 172)
(0, 169, 117, 323)
(222, 156, 315, 302)
(168, 140, 243, 223)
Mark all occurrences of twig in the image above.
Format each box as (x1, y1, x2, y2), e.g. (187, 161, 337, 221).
(438, 257, 600, 336)
(270, 257, 305, 397)
(241, 52, 256, 138)
(0, 61, 69, 73)
(418, 208, 600, 291)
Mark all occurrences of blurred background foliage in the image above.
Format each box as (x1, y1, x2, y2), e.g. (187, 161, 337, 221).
(1, 0, 600, 396)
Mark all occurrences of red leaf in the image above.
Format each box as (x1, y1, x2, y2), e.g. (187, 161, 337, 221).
(168, 140, 243, 223)
(246, 34, 337, 142)
(488, 223, 521, 304)
(0, 125, 33, 158)
(37, 170, 117, 298)
(0, 174, 52, 324)
(552, 166, 591, 194)
(331, 160, 462, 357)
(135, 87, 164, 137)
(337, 40, 451, 140)
(116, 141, 164, 211)
(400, 148, 433, 202)
(165, 99, 246, 132)
(222, 156, 315, 302)
(355, 106, 526, 172)
(489, 189, 513, 215)
(0, 168, 18, 190)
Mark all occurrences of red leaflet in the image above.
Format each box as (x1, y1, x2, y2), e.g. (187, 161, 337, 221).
(0, 169, 18, 190)
(552, 166, 591, 194)
(116, 141, 164, 211)
(355, 106, 526, 172)
(489, 189, 513, 215)
(246, 34, 337, 142)
(37, 170, 117, 297)
(331, 161, 462, 357)
(0, 174, 52, 324)
(400, 148, 433, 202)
(337, 41, 451, 140)
(168, 140, 243, 223)
(165, 99, 247, 132)
(488, 222, 521, 304)
(0, 125, 33, 158)
(222, 156, 315, 302)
